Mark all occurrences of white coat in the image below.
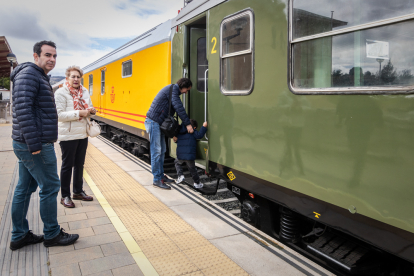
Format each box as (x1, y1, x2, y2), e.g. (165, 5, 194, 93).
(55, 85, 94, 141)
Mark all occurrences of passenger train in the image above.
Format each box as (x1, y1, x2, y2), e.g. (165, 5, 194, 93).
(53, 0, 414, 274)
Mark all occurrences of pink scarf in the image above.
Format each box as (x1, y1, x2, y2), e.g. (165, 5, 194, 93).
(65, 81, 89, 120)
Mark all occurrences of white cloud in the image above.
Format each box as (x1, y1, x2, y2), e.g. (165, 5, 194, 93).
(0, 0, 183, 76)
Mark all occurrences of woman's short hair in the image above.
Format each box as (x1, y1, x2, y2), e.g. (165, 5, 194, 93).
(176, 78, 192, 89)
(65, 65, 84, 78)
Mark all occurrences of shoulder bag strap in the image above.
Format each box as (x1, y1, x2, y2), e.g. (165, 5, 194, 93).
(168, 84, 174, 115)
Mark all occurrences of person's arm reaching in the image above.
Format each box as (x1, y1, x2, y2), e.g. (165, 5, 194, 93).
(171, 85, 191, 128)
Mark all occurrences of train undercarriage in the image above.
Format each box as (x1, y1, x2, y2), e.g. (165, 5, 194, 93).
(95, 119, 414, 276)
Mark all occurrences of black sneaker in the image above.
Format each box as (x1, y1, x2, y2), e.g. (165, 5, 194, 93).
(153, 180, 171, 190)
(43, 228, 79, 247)
(10, 230, 44, 250)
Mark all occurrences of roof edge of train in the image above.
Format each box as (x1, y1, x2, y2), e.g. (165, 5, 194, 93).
(82, 19, 173, 74)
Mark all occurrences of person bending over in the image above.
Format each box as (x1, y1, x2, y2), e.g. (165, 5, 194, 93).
(145, 78, 193, 190)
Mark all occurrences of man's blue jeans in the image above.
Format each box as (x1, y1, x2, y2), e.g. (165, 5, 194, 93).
(11, 141, 61, 241)
(144, 118, 166, 183)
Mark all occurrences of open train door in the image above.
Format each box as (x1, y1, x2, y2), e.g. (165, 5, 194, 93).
(189, 27, 209, 168)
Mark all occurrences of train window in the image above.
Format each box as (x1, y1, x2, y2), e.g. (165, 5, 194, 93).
(292, 0, 414, 39)
(81, 78, 84, 86)
(101, 70, 105, 95)
(197, 37, 208, 92)
(122, 60, 132, 78)
(89, 75, 93, 95)
(290, 1, 414, 93)
(220, 10, 254, 95)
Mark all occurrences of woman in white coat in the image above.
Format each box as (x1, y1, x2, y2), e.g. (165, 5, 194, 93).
(55, 66, 96, 208)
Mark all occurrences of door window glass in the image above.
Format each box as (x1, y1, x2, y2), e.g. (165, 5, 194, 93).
(220, 10, 254, 95)
(101, 71, 105, 95)
(197, 38, 208, 92)
(89, 74, 93, 95)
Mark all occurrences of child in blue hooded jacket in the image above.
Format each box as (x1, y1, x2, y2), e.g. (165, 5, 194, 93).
(174, 119, 207, 188)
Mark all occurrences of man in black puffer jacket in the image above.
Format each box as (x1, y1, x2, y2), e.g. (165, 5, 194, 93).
(145, 78, 193, 189)
(9, 41, 78, 251)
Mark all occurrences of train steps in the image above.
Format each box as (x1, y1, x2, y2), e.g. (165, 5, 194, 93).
(307, 232, 384, 275)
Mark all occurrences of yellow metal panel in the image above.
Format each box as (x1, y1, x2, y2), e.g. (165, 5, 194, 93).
(86, 41, 171, 131)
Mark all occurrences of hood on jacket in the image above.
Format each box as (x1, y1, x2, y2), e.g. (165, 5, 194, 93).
(10, 62, 49, 82)
(174, 84, 182, 96)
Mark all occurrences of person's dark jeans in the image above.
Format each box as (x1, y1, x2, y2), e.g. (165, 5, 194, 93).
(144, 118, 166, 183)
(59, 138, 88, 198)
(174, 159, 200, 183)
(11, 141, 61, 241)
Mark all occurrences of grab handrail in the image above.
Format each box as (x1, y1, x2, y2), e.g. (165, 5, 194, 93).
(204, 69, 208, 140)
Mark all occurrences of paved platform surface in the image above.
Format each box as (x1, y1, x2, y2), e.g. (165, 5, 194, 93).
(86, 137, 334, 276)
(0, 125, 50, 276)
(0, 124, 144, 276)
(0, 122, 334, 276)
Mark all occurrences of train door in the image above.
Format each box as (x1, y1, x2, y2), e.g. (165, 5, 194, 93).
(189, 28, 208, 165)
(100, 69, 106, 115)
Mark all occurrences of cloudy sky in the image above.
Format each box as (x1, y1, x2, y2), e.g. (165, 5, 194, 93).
(0, 0, 183, 76)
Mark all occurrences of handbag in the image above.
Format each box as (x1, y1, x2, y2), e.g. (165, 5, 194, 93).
(86, 118, 101, 137)
(160, 85, 180, 138)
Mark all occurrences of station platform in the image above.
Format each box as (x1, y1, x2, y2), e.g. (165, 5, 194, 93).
(0, 123, 334, 276)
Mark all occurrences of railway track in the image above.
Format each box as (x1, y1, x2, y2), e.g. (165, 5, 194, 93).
(97, 135, 242, 218)
(96, 135, 405, 276)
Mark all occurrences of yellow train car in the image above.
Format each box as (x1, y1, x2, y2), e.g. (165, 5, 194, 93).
(82, 21, 172, 140)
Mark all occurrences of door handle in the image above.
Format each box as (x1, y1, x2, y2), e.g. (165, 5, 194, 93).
(204, 69, 208, 140)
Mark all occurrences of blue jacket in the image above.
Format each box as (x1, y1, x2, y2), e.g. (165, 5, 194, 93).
(176, 124, 207, 161)
(11, 62, 58, 153)
(146, 84, 191, 127)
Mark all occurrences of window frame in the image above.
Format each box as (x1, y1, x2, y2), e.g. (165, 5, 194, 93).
(220, 9, 255, 96)
(122, 60, 132, 78)
(88, 74, 93, 96)
(197, 37, 208, 93)
(288, 0, 414, 95)
(101, 70, 105, 95)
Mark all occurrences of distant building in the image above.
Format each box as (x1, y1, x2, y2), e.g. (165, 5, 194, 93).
(0, 88, 10, 100)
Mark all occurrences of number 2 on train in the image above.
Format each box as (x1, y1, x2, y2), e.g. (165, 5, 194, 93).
(211, 37, 217, 54)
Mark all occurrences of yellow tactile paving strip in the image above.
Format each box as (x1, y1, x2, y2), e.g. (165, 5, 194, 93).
(84, 143, 249, 276)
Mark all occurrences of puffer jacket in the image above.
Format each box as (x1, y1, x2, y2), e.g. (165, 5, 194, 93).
(146, 84, 191, 127)
(176, 124, 207, 161)
(11, 62, 58, 153)
(54, 84, 94, 141)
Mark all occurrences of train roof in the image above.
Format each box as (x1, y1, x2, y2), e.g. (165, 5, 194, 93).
(171, 0, 227, 27)
(82, 19, 172, 74)
(51, 78, 65, 90)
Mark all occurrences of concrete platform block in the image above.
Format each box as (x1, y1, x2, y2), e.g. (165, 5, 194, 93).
(74, 232, 122, 250)
(170, 203, 241, 240)
(79, 252, 135, 275)
(49, 246, 103, 268)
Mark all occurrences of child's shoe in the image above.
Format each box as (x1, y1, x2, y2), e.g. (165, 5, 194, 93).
(176, 175, 185, 184)
(194, 182, 203, 189)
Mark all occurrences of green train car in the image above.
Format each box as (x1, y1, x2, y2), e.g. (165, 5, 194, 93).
(170, 0, 414, 274)
(84, 0, 414, 274)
